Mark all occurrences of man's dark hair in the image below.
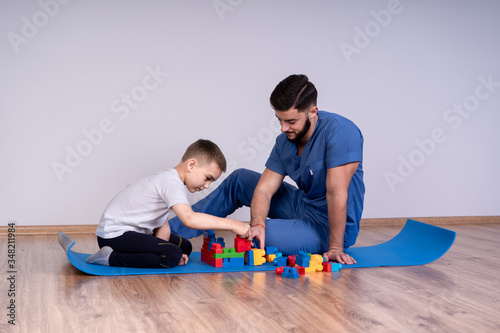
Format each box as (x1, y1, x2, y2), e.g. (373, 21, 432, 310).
(181, 139, 227, 172)
(270, 74, 318, 112)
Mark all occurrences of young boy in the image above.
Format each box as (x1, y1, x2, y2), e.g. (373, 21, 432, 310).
(86, 139, 250, 268)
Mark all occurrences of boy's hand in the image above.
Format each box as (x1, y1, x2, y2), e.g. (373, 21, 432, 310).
(248, 224, 266, 250)
(231, 221, 251, 238)
(178, 254, 189, 266)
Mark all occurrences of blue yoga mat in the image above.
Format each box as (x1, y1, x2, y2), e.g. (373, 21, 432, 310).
(58, 219, 456, 276)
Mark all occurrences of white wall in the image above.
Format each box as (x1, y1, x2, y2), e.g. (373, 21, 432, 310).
(1, 0, 499, 226)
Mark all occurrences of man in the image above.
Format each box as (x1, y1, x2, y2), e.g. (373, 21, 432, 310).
(169, 74, 364, 264)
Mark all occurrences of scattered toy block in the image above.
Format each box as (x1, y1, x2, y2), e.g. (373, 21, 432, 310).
(265, 246, 278, 255)
(282, 267, 299, 279)
(265, 254, 277, 262)
(275, 267, 284, 275)
(322, 262, 332, 272)
(287, 255, 296, 267)
(331, 263, 342, 272)
(295, 266, 306, 276)
(311, 254, 324, 271)
(304, 261, 316, 272)
(273, 256, 288, 267)
(296, 252, 310, 267)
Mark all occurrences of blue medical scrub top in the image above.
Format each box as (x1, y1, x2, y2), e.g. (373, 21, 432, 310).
(265, 111, 365, 246)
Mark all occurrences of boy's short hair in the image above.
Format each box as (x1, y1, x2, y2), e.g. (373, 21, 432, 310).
(181, 139, 227, 172)
(270, 74, 317, 112)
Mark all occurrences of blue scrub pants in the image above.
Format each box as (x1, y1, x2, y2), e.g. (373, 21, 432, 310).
(168, 168, 331, 255)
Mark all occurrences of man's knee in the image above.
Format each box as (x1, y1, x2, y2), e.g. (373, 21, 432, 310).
(229, 168, 261, 187)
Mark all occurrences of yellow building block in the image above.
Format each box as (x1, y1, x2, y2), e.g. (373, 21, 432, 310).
(265, 254, 277, 262)
(251, 249, 266, 266)
(311, 254, 324, 271)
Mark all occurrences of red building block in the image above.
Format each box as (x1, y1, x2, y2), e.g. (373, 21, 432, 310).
(322, 262, 332, 272)
(234, 235, 252, 253)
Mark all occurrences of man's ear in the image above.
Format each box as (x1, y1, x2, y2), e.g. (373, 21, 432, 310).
(309, 106, 318, 119)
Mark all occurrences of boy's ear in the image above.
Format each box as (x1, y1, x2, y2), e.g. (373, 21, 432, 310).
(186, 158, 197, 171)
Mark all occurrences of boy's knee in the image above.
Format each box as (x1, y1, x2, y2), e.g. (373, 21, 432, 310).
(159, 245, 183, 268)
(180, 237, 193, 256)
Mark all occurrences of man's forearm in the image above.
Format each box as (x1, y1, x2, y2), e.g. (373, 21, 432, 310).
(327, 194, 348, 250)
(250, 190, 271, 226)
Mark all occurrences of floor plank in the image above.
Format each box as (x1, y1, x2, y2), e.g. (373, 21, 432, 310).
(1, 224, 499, 332)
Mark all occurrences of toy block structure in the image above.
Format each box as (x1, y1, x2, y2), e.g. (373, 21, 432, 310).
(200, 232, 343, 276)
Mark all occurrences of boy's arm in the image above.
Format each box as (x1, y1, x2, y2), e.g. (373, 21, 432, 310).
(171, 203, 250, 237)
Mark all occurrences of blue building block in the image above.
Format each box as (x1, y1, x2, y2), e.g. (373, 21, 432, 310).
(222, 258, 230, 268)
(331, 263, 342, 272)
(273, 256, 288, 267)
(282, 267, 299, 279)
(246, 250, 254, 266)
(228, 256, 245, 267)
(203, 230, 215, 238)
(296, 252, 310, 267)
(265, 246, 278, 255)
(216, 237, 225, 248)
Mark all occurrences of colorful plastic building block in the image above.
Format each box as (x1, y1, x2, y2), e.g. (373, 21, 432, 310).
(296, 266, 306, 276)
(281, 267, 299, 279)
(331, 263, 342, 272)
(287, 255, 296, 267)
(322, 262, 332, 272)
(228, 257, 245, 266)
(265, 254, 277, 262)
(250, 249, 266, 266)
(265, 246, 278, 255)
(273, 256, 288, 267)
(311, 254, 324, 271)
(296, 252, 310, 267)
(234, 235, 252, 253)
(213, 248, 245, 259)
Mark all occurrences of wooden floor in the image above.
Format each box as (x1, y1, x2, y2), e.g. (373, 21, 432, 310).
(1, 224, 499, 332)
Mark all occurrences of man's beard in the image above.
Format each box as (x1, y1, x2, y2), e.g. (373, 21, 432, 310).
(287, 117, 311, 144)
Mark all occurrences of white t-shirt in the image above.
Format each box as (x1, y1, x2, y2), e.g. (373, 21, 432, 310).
(96, 168, 189, 239)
